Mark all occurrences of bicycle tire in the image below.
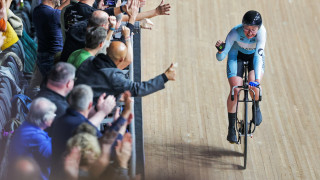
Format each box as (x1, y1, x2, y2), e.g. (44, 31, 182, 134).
(243, 96, 248, 169)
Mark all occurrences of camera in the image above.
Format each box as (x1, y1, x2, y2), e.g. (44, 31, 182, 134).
(104, 0, 117, 7)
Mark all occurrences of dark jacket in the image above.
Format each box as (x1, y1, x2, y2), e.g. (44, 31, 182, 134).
(36, 87, 68, 120)
(75, 54, 168, 103)
(50, 108, 102, 180)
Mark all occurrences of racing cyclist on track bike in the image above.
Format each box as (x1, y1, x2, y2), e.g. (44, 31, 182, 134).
(215, 10, 267, 143)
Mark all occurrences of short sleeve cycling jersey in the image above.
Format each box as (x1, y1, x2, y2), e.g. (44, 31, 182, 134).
(216, 24, 267, 80)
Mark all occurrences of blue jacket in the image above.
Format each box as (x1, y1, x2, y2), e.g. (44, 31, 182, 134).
(8, 121, 52, 180)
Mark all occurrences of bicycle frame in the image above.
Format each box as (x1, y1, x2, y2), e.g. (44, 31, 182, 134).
(231, 61, 262, 134)
(230, 60, 262, 169)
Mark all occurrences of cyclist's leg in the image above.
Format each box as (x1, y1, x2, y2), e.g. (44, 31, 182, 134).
(227, 49, 243, 113)
(227, 76, 243, 112)
(248, 70, 264, 126)
(249, 53, 265, 126)
(226, 50, 243, 143)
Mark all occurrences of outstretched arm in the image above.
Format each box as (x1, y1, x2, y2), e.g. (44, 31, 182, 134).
(122, 0, 171, 22)
(111, 63, 176, 97)
(216, 28, 237, 61)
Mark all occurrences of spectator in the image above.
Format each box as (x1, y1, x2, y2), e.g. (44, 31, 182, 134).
(32, 0, 70, 80)
(67, 26, 108, 69)
(60, 10, 117, 62)
(63, 130, 134, 180)
(36, 62, 76, 120)
(7, 97, 57, 180)
(60, 0, 169, 61)
(66, 123, 102, 178)
(76, 40, 177, 101)
(50, 84, 116, 180)
(65, 123, 118, 179)
(63, 91, 134, 180)
(62, 0, 145, 32)
(63, 0, 115, 32)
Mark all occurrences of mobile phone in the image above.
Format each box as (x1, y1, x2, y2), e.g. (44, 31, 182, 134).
(104, 0, 116, 7)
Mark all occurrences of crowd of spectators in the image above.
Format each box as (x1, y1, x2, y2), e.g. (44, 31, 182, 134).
(0, 0, 176, 179)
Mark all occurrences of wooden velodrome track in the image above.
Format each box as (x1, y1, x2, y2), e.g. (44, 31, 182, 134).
(140, 0, 320, 179)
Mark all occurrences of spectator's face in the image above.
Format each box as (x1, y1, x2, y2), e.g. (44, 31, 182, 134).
(45, 115, 55, 128)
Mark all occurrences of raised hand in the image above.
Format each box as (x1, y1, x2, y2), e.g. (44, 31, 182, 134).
(115, 132, 132, 169)
(122, 26, 131, 38)
(64, 147, 81, 180)
(140, 18, 154, 30)
(215, 40, 225, 53)
(165, 63, 177, 81)
(125, 0, 140, 18)
(109, 16, 117, 29)
(121, 91, 133, 120)
(89, 130, 118, 178)
(96, 93, 116, 115)
(155, 0, 171, 16)
(100, 130, 118, 147)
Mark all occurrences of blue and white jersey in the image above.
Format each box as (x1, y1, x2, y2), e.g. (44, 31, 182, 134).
(216, 24, 267, 80)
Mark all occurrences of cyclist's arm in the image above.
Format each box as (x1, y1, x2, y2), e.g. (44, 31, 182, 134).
(253, 25, 267, 80)
(216, 28, 237, 61)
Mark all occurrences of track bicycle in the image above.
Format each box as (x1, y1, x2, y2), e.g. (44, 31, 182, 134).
(230, 60, 262, 169)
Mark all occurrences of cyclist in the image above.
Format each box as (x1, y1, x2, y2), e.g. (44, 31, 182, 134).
(215, 10, 266, 143)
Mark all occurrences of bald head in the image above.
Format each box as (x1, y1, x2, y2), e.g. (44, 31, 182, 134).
(88, 10, 109, 27)
(107, 41, 128, 66)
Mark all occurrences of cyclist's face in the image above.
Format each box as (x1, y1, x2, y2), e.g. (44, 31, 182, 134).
(243, 25, 259, 39)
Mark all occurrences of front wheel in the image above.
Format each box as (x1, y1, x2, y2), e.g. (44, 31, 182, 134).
(243, 101, 248, 169)
(243, 118, 248, 169)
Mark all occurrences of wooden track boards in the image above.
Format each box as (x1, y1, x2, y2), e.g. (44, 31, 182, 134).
(141, 0, 320, 179)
